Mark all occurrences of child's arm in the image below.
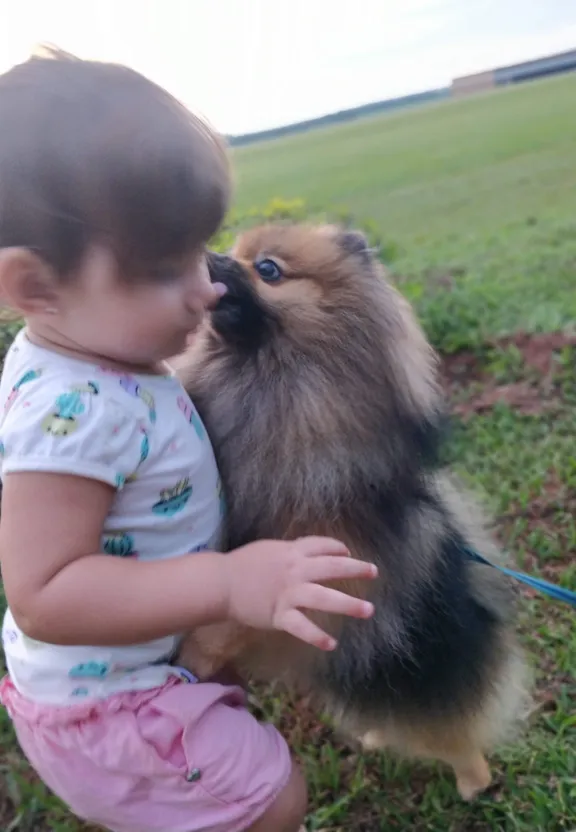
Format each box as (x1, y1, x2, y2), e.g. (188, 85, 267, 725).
(0, 471, 377, 650)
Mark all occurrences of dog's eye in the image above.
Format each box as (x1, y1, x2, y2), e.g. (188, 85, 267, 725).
(254, 258, 283, 283)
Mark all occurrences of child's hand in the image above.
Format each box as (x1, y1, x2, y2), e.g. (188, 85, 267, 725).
(225, 536, 378, 651)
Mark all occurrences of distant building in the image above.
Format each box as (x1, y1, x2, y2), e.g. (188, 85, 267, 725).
(451, 70, 495, 97)
(451, 48, 576, 97)
(231, 48, 576, 146)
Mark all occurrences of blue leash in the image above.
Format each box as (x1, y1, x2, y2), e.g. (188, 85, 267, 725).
(463, 545, 576, 608)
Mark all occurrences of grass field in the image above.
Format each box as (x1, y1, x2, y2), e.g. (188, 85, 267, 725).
(235, 73, 576, 352)
(2, 73, 576, 831)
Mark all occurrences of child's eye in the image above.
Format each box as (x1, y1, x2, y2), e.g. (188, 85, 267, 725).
(148, 250, 206, 283)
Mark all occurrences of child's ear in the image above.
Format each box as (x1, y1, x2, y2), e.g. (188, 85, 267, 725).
(0, 248, 60, 316)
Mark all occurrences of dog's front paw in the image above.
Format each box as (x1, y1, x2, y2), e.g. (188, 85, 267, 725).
(177, 639, 226, 680)
(177, 621, 254, 680)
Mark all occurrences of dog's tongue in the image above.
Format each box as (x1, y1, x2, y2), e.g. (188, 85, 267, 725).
(212, 282, 228, 298)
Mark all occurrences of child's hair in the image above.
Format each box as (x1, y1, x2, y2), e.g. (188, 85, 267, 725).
(0, 45, 231, 281)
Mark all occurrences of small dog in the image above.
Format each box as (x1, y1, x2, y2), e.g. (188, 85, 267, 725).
(175, 223, 530, 800)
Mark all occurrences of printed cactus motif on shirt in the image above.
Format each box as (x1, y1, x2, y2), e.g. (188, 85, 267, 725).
(68, 661, 109, 679)
(177, 395, 205, 440)
(4, 368, 43, 413)
(112, 373, 157, 423)
(103, 531, 138, 558)
(41, 382, 99, 437)
(152, 478, 193, 516)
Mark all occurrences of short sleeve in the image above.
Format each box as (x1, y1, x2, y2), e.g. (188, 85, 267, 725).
(0, 379, 143, 489)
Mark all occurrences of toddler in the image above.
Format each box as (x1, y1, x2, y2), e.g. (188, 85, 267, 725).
(0, 50, 377, 832)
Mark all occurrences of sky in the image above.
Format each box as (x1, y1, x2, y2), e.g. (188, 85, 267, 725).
(0, 0, 576, 135)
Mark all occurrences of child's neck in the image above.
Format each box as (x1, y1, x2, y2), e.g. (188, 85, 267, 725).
(24, 325, 170, 377)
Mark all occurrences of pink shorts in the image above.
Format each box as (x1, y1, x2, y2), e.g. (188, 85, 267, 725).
(0, 675, 292, 832)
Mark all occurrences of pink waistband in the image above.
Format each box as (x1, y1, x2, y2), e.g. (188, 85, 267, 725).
(0, 674, 183, 727)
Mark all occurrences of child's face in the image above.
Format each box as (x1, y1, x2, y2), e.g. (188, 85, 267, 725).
(33, 246, 225, 368)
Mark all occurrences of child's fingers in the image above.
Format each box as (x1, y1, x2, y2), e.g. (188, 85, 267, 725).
(276, 608, 337, 651)
(301, 555, 378, 583)
(291, 584, 375, 620)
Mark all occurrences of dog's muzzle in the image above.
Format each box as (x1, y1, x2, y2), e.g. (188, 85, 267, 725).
(206, 252, 273, 348)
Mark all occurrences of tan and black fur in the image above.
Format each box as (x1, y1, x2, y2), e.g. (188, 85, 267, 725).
(175, 224, 530, 800)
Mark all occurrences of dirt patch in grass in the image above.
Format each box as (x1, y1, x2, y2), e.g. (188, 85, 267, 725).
(507, 332, 576, 376)
(442, 331, 576, 418)
(443, 333, 576, 578)
(452, 380, 545, 417)
(498, 468, 576, 564)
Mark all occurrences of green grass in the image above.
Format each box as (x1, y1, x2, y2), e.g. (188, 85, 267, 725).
(235, 73, 576, 351)
(2, 75, 576, 830)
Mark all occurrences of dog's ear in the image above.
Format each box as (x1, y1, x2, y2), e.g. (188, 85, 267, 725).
(336, 229, 378, 265)
(338, 229, 369, 255)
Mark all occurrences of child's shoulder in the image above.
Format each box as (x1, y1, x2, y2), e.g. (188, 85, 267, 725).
(0, 330, 199, 439)
(0, 330, 152, 426)
(0, 333, 168, 484)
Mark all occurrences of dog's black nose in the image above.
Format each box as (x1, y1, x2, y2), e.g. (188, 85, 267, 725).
(206, 251, 236, 283)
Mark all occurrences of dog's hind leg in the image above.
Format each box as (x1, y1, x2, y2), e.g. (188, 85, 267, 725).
(443, 750, 492, 801)
(359, 724, 491, 801)
(412, 739, 491, 800)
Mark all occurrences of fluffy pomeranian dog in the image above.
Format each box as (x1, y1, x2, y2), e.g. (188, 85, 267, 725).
(175, 223, 530, 800)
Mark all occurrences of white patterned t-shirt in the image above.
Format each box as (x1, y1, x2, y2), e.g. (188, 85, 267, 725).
(0, 328, 225, 705)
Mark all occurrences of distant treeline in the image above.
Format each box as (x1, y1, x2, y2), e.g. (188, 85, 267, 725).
(227, 87, 450, 147)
